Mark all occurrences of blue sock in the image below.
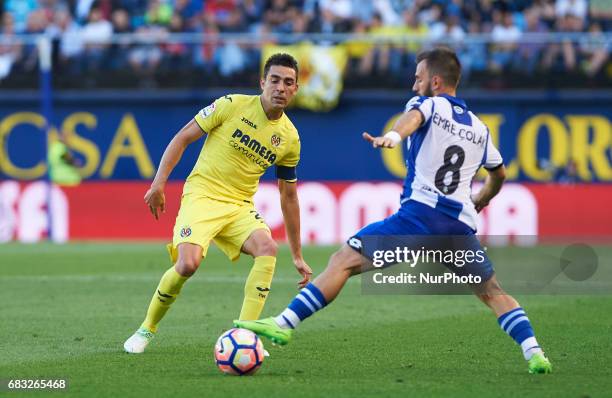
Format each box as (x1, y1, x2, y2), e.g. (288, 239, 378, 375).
(498, 307, 543, 360)
(275, 283, 327, 329)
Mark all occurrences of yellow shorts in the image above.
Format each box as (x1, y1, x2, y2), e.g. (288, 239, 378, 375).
(167, 194, 270, 263)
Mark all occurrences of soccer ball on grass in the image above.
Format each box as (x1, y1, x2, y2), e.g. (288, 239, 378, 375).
(214, 328, 264, 375)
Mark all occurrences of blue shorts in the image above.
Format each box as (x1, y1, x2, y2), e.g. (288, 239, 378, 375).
(347, 200, 494, 281)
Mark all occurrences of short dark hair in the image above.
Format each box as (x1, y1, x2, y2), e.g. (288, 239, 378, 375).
(263, 53, 299, 81)
(416, 47, 461, 88)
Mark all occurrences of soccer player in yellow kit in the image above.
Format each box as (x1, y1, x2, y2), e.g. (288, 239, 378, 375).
(124, 53, 312, 353)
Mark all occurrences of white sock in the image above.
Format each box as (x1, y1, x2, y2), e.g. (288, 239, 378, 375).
(274, 308, 301, 329)
(521, 337, 544, 360)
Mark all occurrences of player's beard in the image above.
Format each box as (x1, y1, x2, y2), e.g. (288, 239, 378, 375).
(422, 82, 434, 97)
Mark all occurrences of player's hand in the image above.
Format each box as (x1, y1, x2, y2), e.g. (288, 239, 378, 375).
(144, 184, 166, 220)
(362, 132, 398, 148)
(471, 193, 489, 213)
(293, 258, 313, 289)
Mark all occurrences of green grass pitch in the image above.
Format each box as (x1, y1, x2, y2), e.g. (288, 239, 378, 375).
(1, 243, 611, 397)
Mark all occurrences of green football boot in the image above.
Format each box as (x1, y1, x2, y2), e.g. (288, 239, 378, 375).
(528, 353, 552, 374)
(233, 317, 292, 346)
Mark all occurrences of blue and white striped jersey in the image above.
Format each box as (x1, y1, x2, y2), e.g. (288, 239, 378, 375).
(401, 94, 503, 231)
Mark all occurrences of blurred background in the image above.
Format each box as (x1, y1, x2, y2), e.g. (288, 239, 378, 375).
(0, 0, 610, 243)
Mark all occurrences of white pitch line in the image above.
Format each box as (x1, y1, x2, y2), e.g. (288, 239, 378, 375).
(0, 274, 360, 285)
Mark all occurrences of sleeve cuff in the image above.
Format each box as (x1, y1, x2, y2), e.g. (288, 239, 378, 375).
(484, 163, 504, 171)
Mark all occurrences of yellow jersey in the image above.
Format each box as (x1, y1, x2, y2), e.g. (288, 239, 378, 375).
(186, 94, 300, 204)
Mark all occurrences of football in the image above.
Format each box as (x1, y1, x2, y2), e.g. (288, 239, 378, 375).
(214, 328, 265, 376)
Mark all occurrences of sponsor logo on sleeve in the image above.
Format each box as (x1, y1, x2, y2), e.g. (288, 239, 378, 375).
(200, 103, 216, 119)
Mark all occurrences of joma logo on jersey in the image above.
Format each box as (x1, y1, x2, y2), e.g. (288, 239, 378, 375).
(241, 117, 257, 129)
(231, 129, 277, 164)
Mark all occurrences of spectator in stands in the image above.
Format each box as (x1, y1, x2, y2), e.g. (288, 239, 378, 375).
(125, 0, 176, 82)
(532, 0, 556, 28)
(319, 0, 353, 32)
(76, 0, 96, 22)
(264, 0, 297, 33)
(19, 8, 50, 72)
(490, 10, 521, 71)
(118, 0, 148, 17)
(145, 0, 173, 26)
(542, 13, 584, 72)
(76, 0, 121, 23)
(388, 9, 428, 77)
(173, 0, 202, 29)
(357, 13, 395, 76)
(371, 0, 401, 26)
(555, 0, 587, 20)
(108, 8, 132, 70)
(240, 0, 265, 32)
(0, 0, 608, 89)
(578, 22, 609, 78)
(589, 0, 612, 26)
(38, 0, 72, 16)
(418, 2, 444, 27)
(49, 8, 84, 74)
(162, 13, 190, 71)
(345, 20, 373, 75)
(4, 0, 38, 33)
(205, 0, 243, 32)
(190, 8, 221, 74)
(81, 6, 113, 72)
(203, 0, 248, 76)
(0, 13, 22, 80)
(351, 0, 374, 24)
(401, 8, 428, 54)
(459, 20, 488, 80)
(429, 14, 466, 43)
(516, 6, 548, 73)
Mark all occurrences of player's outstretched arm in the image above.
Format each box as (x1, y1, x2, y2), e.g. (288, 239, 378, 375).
(471, 165, 506, 213)
(362, 109, 424, 148)
(278, 179, 312, 288)
(144, 119, 204, 219)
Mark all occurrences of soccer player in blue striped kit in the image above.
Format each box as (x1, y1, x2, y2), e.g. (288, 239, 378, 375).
(236, 47, 552, 374)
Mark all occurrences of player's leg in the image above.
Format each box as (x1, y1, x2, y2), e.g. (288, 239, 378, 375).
(472, 274, 551, 373)
(124, 243, 202, 353)
(454, 230, 551, 373)
(234, 212, 410, 344)
(124, 194, 225, 353)
(270, 213, 409, 331)
(141, 243, 202, 331)
(275, 244, 369, 325)
(239, 229, 278, 320)
(234, 244, 371, 345)
(212, 206, 278, 321)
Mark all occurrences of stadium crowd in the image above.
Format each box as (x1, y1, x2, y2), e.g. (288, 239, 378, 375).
(0, 0, 609, 88)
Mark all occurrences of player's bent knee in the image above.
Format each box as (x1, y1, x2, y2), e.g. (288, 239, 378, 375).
(256, 238, 278, 257)
(175, 255, 201, 276)
(174, 243, 203, 276)
(475, 277, 508, 304)
(328, 245, 363, 275)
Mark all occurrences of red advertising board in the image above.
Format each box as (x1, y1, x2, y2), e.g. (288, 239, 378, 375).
(0, 181, 610, 243)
